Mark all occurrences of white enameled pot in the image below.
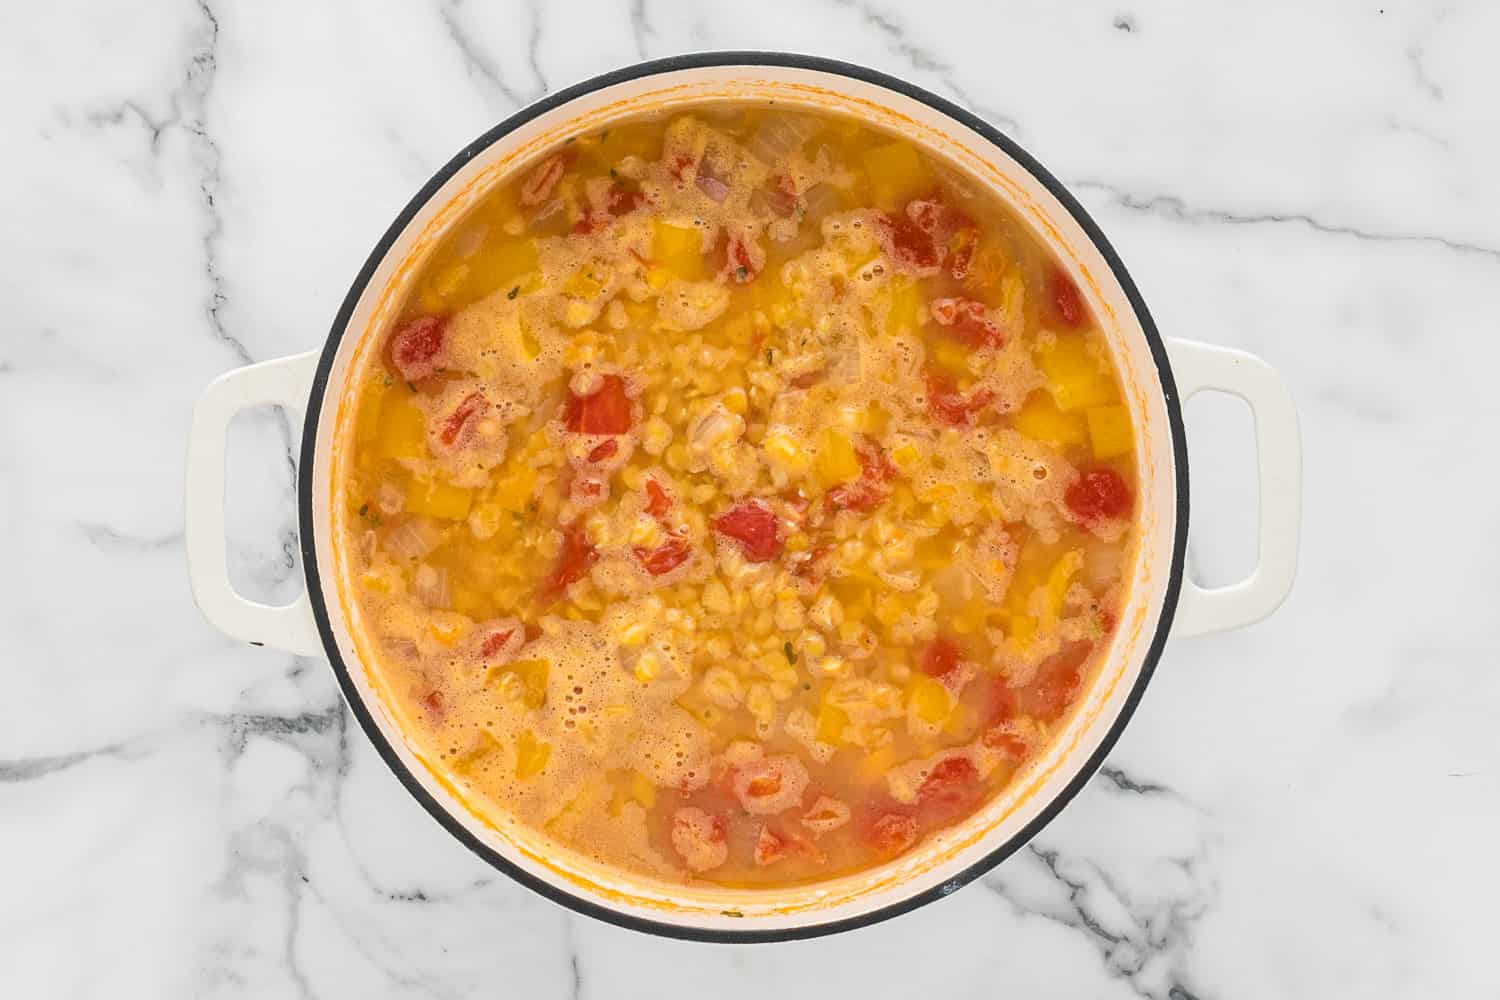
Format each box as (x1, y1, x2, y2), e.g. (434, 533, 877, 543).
(185, 54, 1301, 941)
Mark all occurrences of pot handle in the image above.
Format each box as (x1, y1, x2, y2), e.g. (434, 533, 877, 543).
(1165, 338, 1301, 637)
(186, 351, 324, 656)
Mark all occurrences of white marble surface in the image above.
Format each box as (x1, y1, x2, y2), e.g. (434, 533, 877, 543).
(4, 0, 1498, 996)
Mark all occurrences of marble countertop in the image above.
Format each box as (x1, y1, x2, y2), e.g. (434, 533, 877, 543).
(5, 0, 1498, 996)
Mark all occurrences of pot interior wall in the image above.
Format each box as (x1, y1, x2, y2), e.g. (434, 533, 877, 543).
(305, 61, 1181, 936)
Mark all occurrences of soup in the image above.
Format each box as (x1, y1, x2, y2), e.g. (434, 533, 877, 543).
(337, 104, 1138, 886)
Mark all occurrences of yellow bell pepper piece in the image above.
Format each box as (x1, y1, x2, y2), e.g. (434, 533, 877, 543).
(1045, 550, 1084, 619)
(489, 658, 550, 708)
(1085, 404, 1133, 459)
(375, 394, 428, 459)
(908, 674, 952, 724)
(1037, 337, 1116, 411)
(817, 428, 861, 485)
(451, 730, 503, 776)
(816, 702, 849, 746)
(405, 478, 473, 521)
(1012, 391, 1087, 448)
(515, 730, 551, 779)
(653, 221, 708, 281)
(863, 141, 932, 210)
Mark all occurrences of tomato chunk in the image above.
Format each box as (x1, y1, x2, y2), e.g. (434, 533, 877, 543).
(635, 537, 691, 576)
(544, 523, 598, 596)
(437, 392, 490, 447)
(1065, 467, 1134, 523)
(386, 314, 448, 382)
(478, 628, 515, 660)
(607, 185, 645, 216)
(643, 479, 672, 519)
(926, 371, 994, 427)
(919, 635, 964, 680)
(1018, 642, 1090, 723)
(721, 232, 763, 283)
(826, 442, 898, 514)
(520, 153, 569, 206)
(916, 756, 982, 825)
(866, 812, 918, 856)
(420, 689, 445, 721)
(714, 499, 784, 562)
(562, 374, 633, 435)
(1045, 265, 1089, 329)
(587, 438, 619, 463)
(930, 296, 1005, 350)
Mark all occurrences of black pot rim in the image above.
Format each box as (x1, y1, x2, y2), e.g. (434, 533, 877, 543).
(297, 50, 1189, 944)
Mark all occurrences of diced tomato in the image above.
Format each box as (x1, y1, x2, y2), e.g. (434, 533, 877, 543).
(948, 227, 978, 281)
(520, 153, 569, 206)
(562, 374, 634, 435)
(668, 153, 697, 182)
(825, 443, 897, 514)
(979, 676, 1019, 727)
(714, 499, 784, 562)
(1019, 642, 1090, 723)
(479, 628, 515, 660)
(544, 523, 598, 596)
(930, 296, 1005, 350)
(919, 635, 963, 680)
(925, 371, 994, 427)
(607, 185, 645, 216)
(789, 370, 824, 390)
(866, 812, 918, 856)
(982, 727, 1031, 759)
(1045, 265, 1089, 329)
(755, 826, 789, 867)
(721, 231, 763, 283)
(877, 211, 943, 273)
(791, 541, 833, 583)
(1065, 467, 1134, 523)
(385, 314, 448, 382)
(880, 196, 977, 276)
(634, 537, 691, 576)
(643, 479, 672, 519)
(754, 825, 823, 867)
(587, 438, 619, 463)
(916, 756, 982, 825)
(437, 392, 490, 447)
(420, 689, 445, 720)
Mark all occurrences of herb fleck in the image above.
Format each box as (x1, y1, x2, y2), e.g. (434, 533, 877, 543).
(783, 641, 797, 665)
(765, 348, 774, 366)
(507, 285, 519, 300)
(358, 503, 369, 517)
(406, 381, 417, 392)
(735, 266, 748, 281)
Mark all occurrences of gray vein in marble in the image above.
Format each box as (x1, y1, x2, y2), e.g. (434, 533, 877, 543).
(985, 841, 1213, 1000)
(0, 744, 127, 783)
(1097, 765, 1172, 797)
(187, 0, 251, 367)
(78, 521, 183, 553)
(824, 0, 1023, 136)
(1405, 4, 1452, 101)
(525, 0, 550, 97)
(438, 0, 524, 107)
(1072, 179, 1500, 263)
(629, 0, 655, 60)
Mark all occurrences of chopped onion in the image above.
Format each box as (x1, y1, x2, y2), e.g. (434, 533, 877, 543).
(747, 113, 822, 166)
(383, 517, 443, 561)
(413, 563, 451, 608)
(696, 173, 730, 202)
(801, 183, 841, 226)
